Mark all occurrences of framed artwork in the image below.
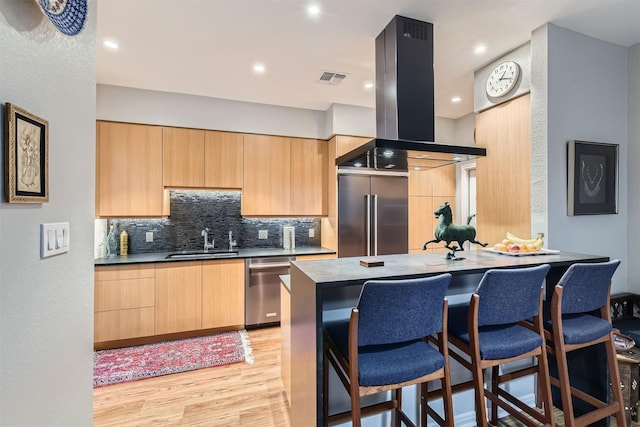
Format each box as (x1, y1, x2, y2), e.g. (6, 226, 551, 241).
(4, 103, 49, 203)
(567, 140, 618, 216)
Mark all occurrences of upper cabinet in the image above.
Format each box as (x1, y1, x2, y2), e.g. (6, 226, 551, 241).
(243, 135, 326, 216)
(96, 121, 165, 217)
(204, 131, 243, 189)
(163, 127, 205, 188)
(163, 128, 243, 189)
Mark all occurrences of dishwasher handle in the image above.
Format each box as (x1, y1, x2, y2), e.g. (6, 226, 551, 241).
(248, 262, 291, 270)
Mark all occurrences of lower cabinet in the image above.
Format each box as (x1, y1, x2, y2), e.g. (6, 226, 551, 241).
(94, 264, 156, 343)
(94, 259, 245, 347)
(202, 259, 245, 329)
(156, 261, 203, 334)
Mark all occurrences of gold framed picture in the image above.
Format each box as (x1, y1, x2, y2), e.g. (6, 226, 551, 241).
(4, 103, 49, 203)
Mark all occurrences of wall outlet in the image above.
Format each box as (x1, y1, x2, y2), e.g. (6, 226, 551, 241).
(146, 232, 153, 242)
(258, 230, 268, 239)
(309, 228, 315, 238)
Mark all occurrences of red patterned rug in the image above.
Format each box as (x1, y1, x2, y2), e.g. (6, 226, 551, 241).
(93, 330, 253, 388)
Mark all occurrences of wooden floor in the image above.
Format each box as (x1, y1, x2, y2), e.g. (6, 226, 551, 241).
(94, 327, 620, 427)
(93, 327, 291, 427)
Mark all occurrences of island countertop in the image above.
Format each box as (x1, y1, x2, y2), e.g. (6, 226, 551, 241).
(287, 249, 609, 426)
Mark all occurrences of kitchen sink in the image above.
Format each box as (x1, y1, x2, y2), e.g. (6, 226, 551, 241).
(165, 250, 239, 259)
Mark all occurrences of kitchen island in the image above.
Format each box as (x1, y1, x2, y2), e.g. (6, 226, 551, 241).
(288, 249, 609, 426)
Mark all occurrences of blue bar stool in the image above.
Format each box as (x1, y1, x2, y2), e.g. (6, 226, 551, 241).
(323, 274, 454, 427)
(445, 264, 555, 427)
(544, 259, 626, 427)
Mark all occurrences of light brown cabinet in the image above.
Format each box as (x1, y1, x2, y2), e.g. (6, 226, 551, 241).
(202, 259, 245, 329)
(96, 121, 165, 217)
(476, 93, 531, 247)
(155, 261, 203, 334)
(94, 264, 156, 343)
(242, 134, 326, 216)
(408, 165, 456, 254)
(163, 128, 243, 189)
(163, 127, 205, 187)
(204, 131, 243, 189)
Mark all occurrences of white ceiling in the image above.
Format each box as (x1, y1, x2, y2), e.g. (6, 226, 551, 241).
(96, 0, 640, 119)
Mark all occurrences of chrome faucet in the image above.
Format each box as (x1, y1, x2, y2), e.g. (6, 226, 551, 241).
(228, 230, 237, 251)
(201, 228, 215, 252)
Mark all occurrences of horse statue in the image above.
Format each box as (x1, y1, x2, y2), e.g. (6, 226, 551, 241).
(422, 202, 487, 260)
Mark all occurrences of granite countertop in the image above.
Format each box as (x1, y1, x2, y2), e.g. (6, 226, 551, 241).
(94, 246, 335, 266)
(289, 249, 609, 287)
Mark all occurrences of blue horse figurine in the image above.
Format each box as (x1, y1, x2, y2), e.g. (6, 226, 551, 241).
(422, 202, 487, 259)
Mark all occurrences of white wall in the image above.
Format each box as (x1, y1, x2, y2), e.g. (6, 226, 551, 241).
(628, 43, 640, 291)
(540, 24, 629, 292)
(0, 2, 96, 425)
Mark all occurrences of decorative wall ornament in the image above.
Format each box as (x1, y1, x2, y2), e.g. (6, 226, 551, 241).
(4, 103, 49, 203)
(35, 0, 88, 36)
(567, 140, 618, 215)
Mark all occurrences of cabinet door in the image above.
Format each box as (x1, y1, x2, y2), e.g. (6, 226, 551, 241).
(156, 262, 202, 334)
(201, 259, 245, 329)
(204, 131, 243, 189)
(290, 138, 327, 216)
(162, 127, 205, 187)
(94, 264, 156, 343)
(242, 134, 291, 215)
(96, 122, 164, 217)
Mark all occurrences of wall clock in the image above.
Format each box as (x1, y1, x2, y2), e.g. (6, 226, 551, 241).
(485, 60, 521, 98)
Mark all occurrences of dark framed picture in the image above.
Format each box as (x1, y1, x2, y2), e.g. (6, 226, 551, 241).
(567, 140, 618, 216)
(4, 103, 49, 203)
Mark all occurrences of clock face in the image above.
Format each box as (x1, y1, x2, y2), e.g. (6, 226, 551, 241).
(485, 61, 521, 98)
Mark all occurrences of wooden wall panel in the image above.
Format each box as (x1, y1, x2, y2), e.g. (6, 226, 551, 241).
(476, 94, 531, 247)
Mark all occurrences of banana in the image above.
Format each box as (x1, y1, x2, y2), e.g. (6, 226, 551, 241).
(506, 232, 545, 249)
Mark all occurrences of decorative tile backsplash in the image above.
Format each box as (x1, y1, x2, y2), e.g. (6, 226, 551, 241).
(95, 190, 321, 257)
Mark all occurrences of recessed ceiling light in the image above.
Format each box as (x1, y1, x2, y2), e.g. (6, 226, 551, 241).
(253, 63, 266, 74)
(451, 96, 461, 103)
(103, 40, 119, 50)
(364, 81, 374, 90)
(474, 44, 487, 55)
(307, 4, 321, 18)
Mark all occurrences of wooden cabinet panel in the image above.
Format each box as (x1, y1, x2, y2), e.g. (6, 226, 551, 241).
(432, 165, 456, 197)
(95, 264, 155, 282)
(95, 278, 155, 311)
(335, 135, 372, 158)
(204, 131, 243, 189)
(295, 254, 336, 261)
(94, 308, 155, 342)
(201, 259, 245, 329)
(290, 138, 327, 216)
(163, 127, 205, 187)
(94, 264, 156, 343)
(476, 94, 531, 247)
(281, 281, 292, 406)
(409, 197, 431, 252)
(96, 121, 164, 217)
(242, 134, 291, 216)
(156, 262, 202, 334)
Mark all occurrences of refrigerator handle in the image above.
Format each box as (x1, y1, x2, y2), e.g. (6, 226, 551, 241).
(373, 194, 378, 256)
(366, 194, 371, 256)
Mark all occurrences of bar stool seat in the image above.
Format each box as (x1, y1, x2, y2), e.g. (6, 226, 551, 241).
(323, 274, 454, 427)
(543, 259, 626, 427)
(439, 264, 555, 427)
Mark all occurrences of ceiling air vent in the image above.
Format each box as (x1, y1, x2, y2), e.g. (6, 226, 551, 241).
(317, 71, 348, 85)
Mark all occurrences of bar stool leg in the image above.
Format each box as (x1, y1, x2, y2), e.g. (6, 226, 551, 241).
(490, 366, 499, 424)
(606, 332, 627, 426)
(473, 366, 489, 427)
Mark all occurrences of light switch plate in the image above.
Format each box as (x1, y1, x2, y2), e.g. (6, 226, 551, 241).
(258, 230, 268, 239)
(309, 228, 315, 238)
(41, 222, 70, 258)
(146, 232, 153, 242)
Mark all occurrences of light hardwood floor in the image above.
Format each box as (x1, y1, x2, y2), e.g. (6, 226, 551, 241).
(93, 327, 291, 427)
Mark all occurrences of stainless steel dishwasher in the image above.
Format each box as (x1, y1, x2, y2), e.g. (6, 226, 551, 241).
(245, 256, 294, 328)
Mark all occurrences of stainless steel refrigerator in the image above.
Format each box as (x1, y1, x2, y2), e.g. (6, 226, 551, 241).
(338, 171, 408, 257)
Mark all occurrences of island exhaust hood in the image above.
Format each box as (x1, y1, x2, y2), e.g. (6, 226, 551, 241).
(336, 15, 486, 171)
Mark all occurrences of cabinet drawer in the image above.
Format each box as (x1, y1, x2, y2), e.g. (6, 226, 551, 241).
(94, 307, 155, 342)
(95, 264, 155, 281)
(95, 278, 155, 311)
